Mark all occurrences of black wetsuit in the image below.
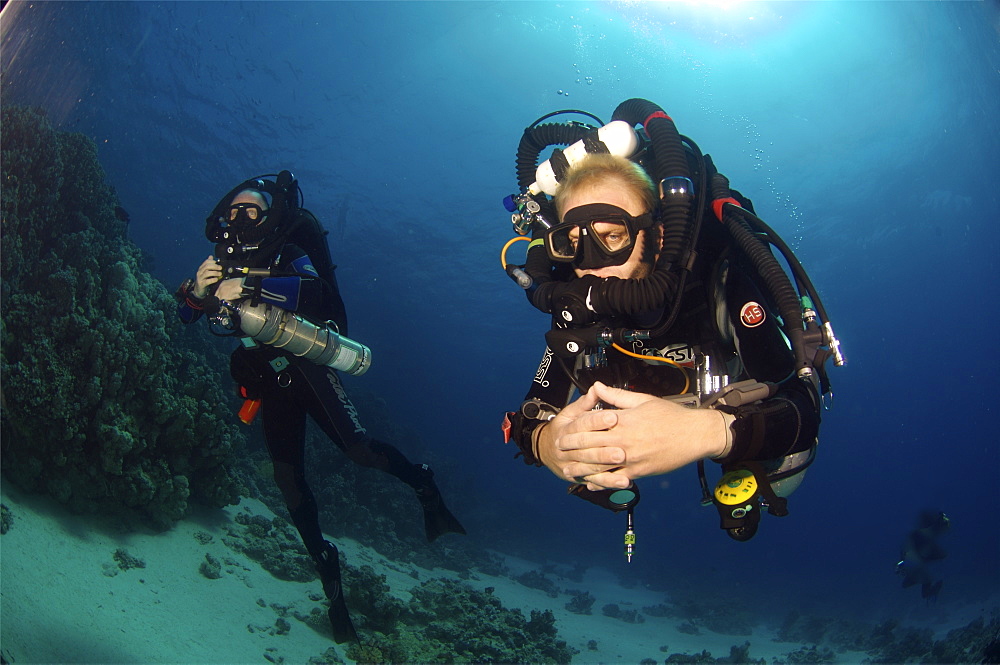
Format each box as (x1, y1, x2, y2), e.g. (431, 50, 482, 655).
(238, 342, 431, 558)
(178, 235, 451, 560)
(508, 204, 821, 472)
(179, 204, 463, 643)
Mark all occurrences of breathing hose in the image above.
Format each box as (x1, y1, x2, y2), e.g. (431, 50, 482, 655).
(710, 173, 810, 376)
(611, 98, 695, 269)
(516, 122, 597, 192)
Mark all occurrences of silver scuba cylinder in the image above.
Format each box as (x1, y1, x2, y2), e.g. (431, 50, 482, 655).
(234, 301, 371, 376)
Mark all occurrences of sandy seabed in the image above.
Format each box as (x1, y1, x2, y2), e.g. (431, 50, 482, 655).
(0, 485, 913, 665)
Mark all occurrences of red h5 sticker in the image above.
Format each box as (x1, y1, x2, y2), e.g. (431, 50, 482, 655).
(740, 302, 765, 328)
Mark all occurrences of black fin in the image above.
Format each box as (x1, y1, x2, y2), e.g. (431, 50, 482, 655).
(422, 495, 467, 542)
(412, 465, 467, 542)
(315, 541, 358, 643)
(327, 590, 358, 644)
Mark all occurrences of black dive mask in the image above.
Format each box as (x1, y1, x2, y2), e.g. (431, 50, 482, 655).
(546, 203, 654, 270)
(227, 203, 269, 229)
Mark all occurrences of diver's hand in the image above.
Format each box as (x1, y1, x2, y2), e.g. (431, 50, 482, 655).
(214, 277, 246, 302)
(193, 255, 222, 298)
(556, 382, 734, 491)
(534, 386, 626, 485)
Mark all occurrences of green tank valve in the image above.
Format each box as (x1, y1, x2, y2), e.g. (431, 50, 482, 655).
(800, 295, 817, 324)
(624, 509, 636, 562)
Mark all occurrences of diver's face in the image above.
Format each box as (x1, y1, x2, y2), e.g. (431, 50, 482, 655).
(228, 191, 269, 226)
(558, 183, 655, 280)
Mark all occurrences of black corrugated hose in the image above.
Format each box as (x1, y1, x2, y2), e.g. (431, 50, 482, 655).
(710, 172, 810, 376)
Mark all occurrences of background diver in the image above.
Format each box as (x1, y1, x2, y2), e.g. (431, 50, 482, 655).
(176, 171, 465, 642)
(896, 510, 950, 602)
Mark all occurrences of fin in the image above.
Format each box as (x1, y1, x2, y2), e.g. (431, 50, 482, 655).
(421, 493, 467, 542)
(327, 586, 359, 644)
(315, 541, 358, 643)
(412, 465, 467, 542)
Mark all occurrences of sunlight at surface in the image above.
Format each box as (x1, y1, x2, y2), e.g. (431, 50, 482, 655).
(665, 0, 750, 11)
(604, 0, 810, 47)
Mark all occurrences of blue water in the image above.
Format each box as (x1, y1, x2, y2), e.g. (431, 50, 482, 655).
(3, 0, 998, 647)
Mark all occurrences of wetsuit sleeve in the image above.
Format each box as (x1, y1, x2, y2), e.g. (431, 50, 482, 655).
(175, 281, 205, 324)
(508, 347, 576, 466)
(244, 245, 327, 317)
(713, 266, 822, 465)
(177, 300, 204, 324)
(714, 375, 820, 466)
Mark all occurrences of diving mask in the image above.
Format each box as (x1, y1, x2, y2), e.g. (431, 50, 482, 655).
(546, 203, 654, 269)
(228, 203, 268, 227)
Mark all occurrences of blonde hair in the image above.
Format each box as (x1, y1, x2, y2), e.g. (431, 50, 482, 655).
(555, 153, 656, 219)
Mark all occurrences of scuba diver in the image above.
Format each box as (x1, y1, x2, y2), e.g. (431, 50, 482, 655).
(176, 171, 465, 642)
(895, 511, 950, 602)
(500, 99, 845, 556)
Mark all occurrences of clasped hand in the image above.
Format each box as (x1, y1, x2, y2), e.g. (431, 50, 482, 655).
(535, 382, 731, 491)
(193, 255, 245, 301)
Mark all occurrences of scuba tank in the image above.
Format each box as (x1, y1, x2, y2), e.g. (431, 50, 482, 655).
(234, 300, 370, 376)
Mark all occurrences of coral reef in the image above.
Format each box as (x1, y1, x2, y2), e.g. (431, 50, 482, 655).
(778, 645, 836, 664)
(516, 569, 561, 598)
(565, 589, 596, 615)
(775, 610, 1000, 663)
(212, 517, 575, 663)
(678, 620, 701, 635)
(0, 106, 246, 529)
(307, 647, 346, 664)
(199, 553, 222, 579)
(342, 564, 407, 630)
(336, 576, 577, 664)
(222, 510, 315, 582)
(113, 548, 146, 571)
(644, 592, 757, 636)
(0, 504, 12, 534)
(643, 602, 671, 617)
(865, 615, 1000, 664)
(664, 649, 719, 663)
(602, 603, 646, 624)
(661, 642, 765, 664)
